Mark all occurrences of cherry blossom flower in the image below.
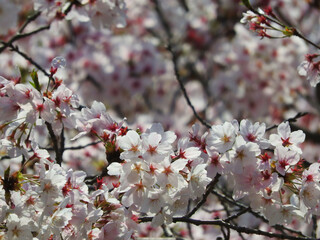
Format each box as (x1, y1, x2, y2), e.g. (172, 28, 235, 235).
(0, 96, 21, 122)
(206, 122, 237, 153)
(140, 189, 165, 214)
(269, 121, 305, 154)
(175, 137, 201, 161)
(118, 130, 142, 159)
(205, 148, 223, 178)
(300, 181, 320, 212)
(302, 162, 320, 184)
(297, 54, 320, 87)
(84, 0, 127, 29)
(6, 214, 34, 240)
(239, 119, 269, 149)
(187, 164, 211, 199)
(274, 146, 300, 176)
(38, 164, 67, 205)
(265, 203, 299, 226)
(240, 10, 258, 24)
(141, 131, 172, 162)
(228, 136, 261, 174)
(156, 157, 188, 189)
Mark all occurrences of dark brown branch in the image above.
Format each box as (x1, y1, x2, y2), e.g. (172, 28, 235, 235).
(19, 11, 42, 33)
(223, 207, 250, 222)
(59, 126, 65, 162)
(312, 215, 318, 239)
(186, 200, 194, 240)
(139, 216, 315, 240)
(0, 2, 75, 54)
(178, 0, 189, 12)
(0, 156, 9, 161)
(212, 189, 307, 237)
(293, 29, 320, 50)
(65, 141, 102, 151)
(45, 122, 63, 165)
(171, 218, 314, 240)
(184, 174, 220, 218)
(44, 140, 102, 151)
(266, 112, 308, 131)
(8, 44, 50, 77)
(0, 25, 50, 54)
(219, 196, 246, 240)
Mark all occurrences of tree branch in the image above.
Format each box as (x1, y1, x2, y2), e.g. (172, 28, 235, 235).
(212, 189, 308, 237)
(45, 122, 63, 165)
(266, 112, 308, 131)
(139, 216, 315, 240)
(19, 11, 42, 33)
(0, 25, 50, 54)
(8, 44, 50, 77)
(153, 0, 212, 129)
(312, 215, 318, 239)
(184, 174, 220, 218)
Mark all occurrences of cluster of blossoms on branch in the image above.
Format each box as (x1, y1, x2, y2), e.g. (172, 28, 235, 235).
(0, 63, 319, 238)
(241, 2, 320, 88)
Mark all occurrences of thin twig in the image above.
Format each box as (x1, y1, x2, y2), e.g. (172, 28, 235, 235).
(220, 197, 246, 240)
(153, 0, 212, 129)
(45, 122, 62, 165)
(312, 215, 318, 239)
(186, 200, 194, 240)
(223, 207, 250, 222)
(266, 112, 308, 131)
(293, 30, 320, 50)
(59, 126, 65, 163)
(184, 174, 220, 218)
(0, 1, 75, 54)
(220, 225, 228, 240)
(44, 140, 102, 151)
(212, 189, 307, 237)
(178, 0, 189, 12)
(8, 44, 50, 77)
(139, 216, 315, 240)
(0, 25, 50, 54)
(242, 0, 320, 50)
(19, 11, 42, 33)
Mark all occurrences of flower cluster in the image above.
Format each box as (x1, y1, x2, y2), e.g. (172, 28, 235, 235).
(206, 120, 312, 226)
(241, 6, 296, 39)
(107, 124, 210, 227)
(35, 0, 126, 29)
(0, 65, 319, 238)
(0, 162, 136, 239)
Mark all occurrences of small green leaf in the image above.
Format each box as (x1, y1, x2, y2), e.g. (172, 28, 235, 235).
(242, 0, 254, 11)
(30, 69, 41, 92)
(29, 80, 36, 89)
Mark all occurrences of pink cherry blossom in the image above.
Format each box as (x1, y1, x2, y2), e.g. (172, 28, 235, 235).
(269, 121, 305, 154)
(206, 122, 237, 153)
(274, 146, 300, 176)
